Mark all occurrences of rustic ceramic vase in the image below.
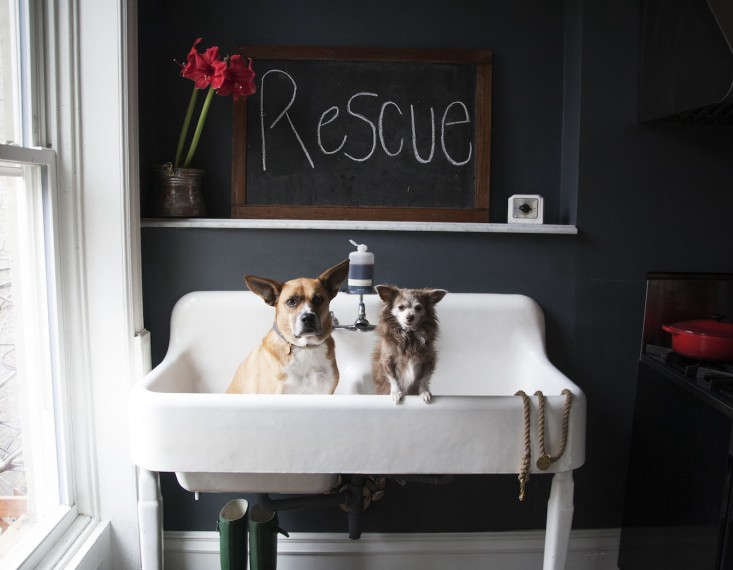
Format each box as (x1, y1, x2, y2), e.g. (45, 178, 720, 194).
(153, 164, 206, 217)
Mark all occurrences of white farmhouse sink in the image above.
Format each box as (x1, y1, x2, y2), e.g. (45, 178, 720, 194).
(130, 291, 586, 570)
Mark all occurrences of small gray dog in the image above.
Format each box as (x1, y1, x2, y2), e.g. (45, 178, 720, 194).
(372, 285, 447, 404)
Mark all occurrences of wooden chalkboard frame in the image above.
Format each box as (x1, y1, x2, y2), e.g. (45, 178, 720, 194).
(231, 45, 492, 222)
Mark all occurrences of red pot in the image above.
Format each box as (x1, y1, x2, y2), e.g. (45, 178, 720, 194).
(661, 319, 733, 362)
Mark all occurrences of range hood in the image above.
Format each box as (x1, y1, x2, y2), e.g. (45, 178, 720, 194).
(641, 0, 733, 123)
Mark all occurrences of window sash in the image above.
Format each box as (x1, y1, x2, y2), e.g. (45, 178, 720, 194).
(0, 143, 79, 568)
(13, 0, 46, 147)
(5, 0, 148, 564)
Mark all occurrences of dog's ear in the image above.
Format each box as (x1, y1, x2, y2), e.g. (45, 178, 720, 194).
(375, 284, 399, 304)
(425, 289, 447, 305)
(244, 275, 283, 306)
(318, 259, 349, 299)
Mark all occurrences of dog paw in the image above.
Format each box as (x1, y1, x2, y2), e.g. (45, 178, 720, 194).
(420, 390, 432, 403)
(391, 390, 404, 404)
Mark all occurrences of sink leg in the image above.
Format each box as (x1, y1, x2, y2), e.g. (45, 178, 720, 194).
(543, 470, 574, 570)
(347, 476, 364, 540)
(137, 468, 163, 569)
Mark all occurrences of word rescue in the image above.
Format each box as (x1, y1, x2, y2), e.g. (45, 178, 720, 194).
(259, 69, 473, 171)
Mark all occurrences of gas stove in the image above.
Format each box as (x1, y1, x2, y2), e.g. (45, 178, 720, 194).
(621, 274, 733, 570)
(646, 343, 733, 396)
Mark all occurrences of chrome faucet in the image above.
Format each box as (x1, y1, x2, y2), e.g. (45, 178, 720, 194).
(332, 293, 375, 332)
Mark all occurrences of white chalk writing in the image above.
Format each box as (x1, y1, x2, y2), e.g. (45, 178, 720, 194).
(410, 104, 435, 164)
(378, 101, 404, 157)
(317, 106, 347, 155)
(258, 70, 473, 171)
(343, 92, 378, 162)
(260, 69, 315, 171)
(441, 101, 472, 166)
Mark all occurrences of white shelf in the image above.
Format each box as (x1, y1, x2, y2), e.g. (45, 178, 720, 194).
(141, 218, 578, 234)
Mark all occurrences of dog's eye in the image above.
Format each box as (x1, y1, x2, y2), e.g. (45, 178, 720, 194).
(311, 294, 323, 306)
(414, 305, 423, 312)
(398, 305, 405, 311)
(286, 297, 298, 307)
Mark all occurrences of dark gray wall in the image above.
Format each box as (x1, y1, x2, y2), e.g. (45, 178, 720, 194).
(140, 1, 733, 532)
(138, 0, 564, 221)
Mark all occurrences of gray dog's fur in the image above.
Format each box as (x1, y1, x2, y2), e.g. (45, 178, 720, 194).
(372, 285, 447, 404)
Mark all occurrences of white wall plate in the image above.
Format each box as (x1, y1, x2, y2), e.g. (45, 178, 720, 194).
(508, 194, 544, 224)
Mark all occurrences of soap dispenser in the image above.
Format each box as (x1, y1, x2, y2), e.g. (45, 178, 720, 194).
(347, 240, 375, 295)
(332, 240, 376, 331)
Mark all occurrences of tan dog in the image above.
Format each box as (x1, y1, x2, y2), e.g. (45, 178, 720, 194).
(226, 260, 349, 395)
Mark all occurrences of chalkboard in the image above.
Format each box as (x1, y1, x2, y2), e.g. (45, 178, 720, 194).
(232, 46, 492, 222)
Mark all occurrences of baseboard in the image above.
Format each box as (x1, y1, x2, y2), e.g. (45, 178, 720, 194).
(164, 528, 620, 570)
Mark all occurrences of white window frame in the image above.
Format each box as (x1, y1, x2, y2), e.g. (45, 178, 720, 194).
(1, 0, 146, 567)
(0, 143, 77, 569)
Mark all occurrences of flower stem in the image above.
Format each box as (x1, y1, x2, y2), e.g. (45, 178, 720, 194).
(183, 86, 215, 169)
(174, 86, 199, 169)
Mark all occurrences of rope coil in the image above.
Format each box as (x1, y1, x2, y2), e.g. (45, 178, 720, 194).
(514, 390, 532, 502)
(514, 388, 574, 501)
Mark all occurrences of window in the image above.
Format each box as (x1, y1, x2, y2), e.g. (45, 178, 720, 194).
(0, 166, 28, 546)
(2, 0, 144, 565)
(1, 0, 21, 145)
(0, 0, 81, 566)
(0, 151, 69, 567)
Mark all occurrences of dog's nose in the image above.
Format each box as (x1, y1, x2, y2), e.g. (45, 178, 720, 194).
(300, 312, 317, 326)
(406, 314, 415, 323)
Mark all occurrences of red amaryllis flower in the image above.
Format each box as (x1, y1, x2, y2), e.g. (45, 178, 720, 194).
(212, 55, 256, 100)
(180, 38, 221, 89)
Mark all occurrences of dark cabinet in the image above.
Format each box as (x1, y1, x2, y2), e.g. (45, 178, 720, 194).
(619, 358, 733, 569)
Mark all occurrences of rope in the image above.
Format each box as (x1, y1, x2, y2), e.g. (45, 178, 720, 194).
(514, 390, 531, 502)
(535, 389, 573, 470)
(514, 388, 574, 501)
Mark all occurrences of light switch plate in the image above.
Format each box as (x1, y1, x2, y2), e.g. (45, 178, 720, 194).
(507, 194, 544, 224)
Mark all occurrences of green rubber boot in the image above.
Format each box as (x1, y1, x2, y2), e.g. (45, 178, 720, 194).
(248, 504, 289, 570)
(217, 499, 249, 570)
